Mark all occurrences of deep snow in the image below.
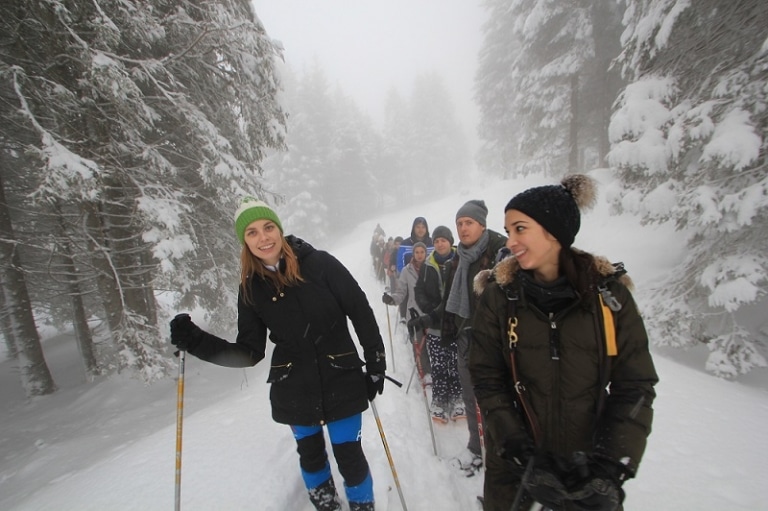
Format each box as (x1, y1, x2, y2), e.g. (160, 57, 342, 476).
(2, 171, 767, 510)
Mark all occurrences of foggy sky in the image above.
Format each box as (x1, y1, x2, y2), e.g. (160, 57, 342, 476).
(251, 0, 487, 150)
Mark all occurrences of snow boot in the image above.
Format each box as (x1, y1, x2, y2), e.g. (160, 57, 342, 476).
(308, 478, 342, 511)
(430, 402, 449, 423)
(349, 502, 375, 511)
(450, 403, 466, 421)
(432, 408, 448, 423)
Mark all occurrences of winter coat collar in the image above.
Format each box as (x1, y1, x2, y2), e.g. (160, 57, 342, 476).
(285, 234, 315, 261)
(473, 248, 634, 297)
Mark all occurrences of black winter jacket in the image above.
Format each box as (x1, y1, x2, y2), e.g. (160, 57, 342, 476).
(188, 236, 386, 426)
(470, 253, 657, 510)
(414, 248, 456, 335)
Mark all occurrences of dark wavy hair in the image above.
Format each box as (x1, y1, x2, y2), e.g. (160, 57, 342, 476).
(559, 248, 600, 307)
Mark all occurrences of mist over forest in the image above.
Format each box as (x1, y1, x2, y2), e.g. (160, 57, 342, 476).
(0, 0, 766, 400)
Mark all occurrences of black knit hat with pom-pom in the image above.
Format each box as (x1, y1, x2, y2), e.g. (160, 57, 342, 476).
(504, 174, 597, 248)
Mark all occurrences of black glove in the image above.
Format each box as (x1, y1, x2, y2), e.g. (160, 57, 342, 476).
(485, 408, 533, 472)
(498, 434, 534, 471)
(570, 478, 622, 511)
(381, 293, 395, 305)
(406, 313, 432, 331)
(525, 453, 625, 511)
(365, 372, 385, 401)
(170, 313, 204, 352)
(569, 457, 625, 511)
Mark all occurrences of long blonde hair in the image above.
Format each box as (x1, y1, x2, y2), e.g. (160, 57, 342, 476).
(239, 235, 304, 304)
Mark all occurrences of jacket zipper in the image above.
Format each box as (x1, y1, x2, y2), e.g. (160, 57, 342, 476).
(549, 312, 562, 452)
(327, 351, 356, 360)
(549, 313, 560, 361)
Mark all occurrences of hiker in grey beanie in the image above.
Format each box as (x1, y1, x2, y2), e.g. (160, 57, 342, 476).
(433, 198, 506, 473)
(431, 225, 454, 246)
(455, 199, 488, 227)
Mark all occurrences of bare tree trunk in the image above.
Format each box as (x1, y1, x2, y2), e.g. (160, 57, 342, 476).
(140, 250, 158, 327)
(55, 226, 99, 379)
(0, 174, 55, 396)
(85, 200, 124, 338)
(0, 285, 19, 359)
(590, 1, 625, 168)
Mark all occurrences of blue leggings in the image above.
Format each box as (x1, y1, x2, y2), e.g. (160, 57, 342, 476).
(291, 414, 373, 504)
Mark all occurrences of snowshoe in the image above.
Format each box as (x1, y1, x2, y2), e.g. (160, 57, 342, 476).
(431, 407, 449, 424)
(450, 404, 467, 421)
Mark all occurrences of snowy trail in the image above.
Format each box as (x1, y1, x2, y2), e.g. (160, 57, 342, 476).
(2, 172, 767, 510)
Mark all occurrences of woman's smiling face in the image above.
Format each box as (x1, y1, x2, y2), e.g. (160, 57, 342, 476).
(504, 209, 561, 282)
(243, 219, 283, 266)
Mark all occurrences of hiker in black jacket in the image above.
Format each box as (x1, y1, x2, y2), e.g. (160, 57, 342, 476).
(471, 175, 657, 511)
(410, 201, 507, 475)
(170, 197, 385, 511)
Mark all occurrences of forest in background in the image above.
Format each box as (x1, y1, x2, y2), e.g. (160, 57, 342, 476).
(0, 0, 766, 398)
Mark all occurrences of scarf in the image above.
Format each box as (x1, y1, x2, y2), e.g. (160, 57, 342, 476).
(433, 250, 453, 265)
(518, 270, 576, 314)
(446, 230, 490, 319)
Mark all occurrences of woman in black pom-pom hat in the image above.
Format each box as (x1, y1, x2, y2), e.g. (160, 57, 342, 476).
(470, 175, 658, 511)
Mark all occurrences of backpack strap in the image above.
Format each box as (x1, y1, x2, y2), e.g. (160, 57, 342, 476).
(598, 293, 618, 356)
(597, 277, 622, 358)
(595, 274, 622, 419)
(506, 297, 543, 447)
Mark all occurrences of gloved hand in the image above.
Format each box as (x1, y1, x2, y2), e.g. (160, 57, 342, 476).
(570, 478, 622, 511)
(170, 313, 204, 352)
(365, 372, 385, 401)
(498, 434, 535, 471)
(381, 293, 395, 305)
(486, 408, 534, 472)
(406, 313, 432, 331)
(569, 456, 625, 511)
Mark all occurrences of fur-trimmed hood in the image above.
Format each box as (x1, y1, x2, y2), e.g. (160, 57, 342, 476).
(473, 249, 634, 296)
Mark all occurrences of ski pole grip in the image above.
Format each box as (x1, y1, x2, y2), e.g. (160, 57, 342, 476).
(385, 375, 403, 387)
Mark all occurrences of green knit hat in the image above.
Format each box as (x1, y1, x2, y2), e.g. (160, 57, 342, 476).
(234, 197, 283, 244)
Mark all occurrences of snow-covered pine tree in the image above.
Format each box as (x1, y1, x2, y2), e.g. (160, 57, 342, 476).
(1, 0, 287, 383)
(474, 0, 525, 177)
(609, 0, 768, 377)
(475, 0, 624, 177)
(325, 87, 382, 235)
(263, 62, 332, 244)
(0, 170, 56, 396)
(381, 88, 415, 207)
(408, 72, 468, 198)
(264, 61, 388, 244)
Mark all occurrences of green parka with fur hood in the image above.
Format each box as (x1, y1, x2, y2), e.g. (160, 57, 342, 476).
(469, 253, 658, 510)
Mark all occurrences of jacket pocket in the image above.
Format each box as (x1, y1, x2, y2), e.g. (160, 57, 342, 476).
(267, 362, 293, 383)
(326, 351, 364, 370)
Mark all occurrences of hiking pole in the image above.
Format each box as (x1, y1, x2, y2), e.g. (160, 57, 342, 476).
(385, 303, 396, 373)
(405, 364, 417, 394)
(510, 456, 535, 511)
(371, 400, 408, 511)
(408, 308, 438, 456)
(174, 349, 186, 511)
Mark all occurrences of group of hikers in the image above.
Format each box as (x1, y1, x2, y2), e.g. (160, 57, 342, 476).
(171, 174, 658, 511)
(372, 204, 504, 480)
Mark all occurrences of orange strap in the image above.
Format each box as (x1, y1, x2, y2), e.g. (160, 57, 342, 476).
(599, 294, 618, 356)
